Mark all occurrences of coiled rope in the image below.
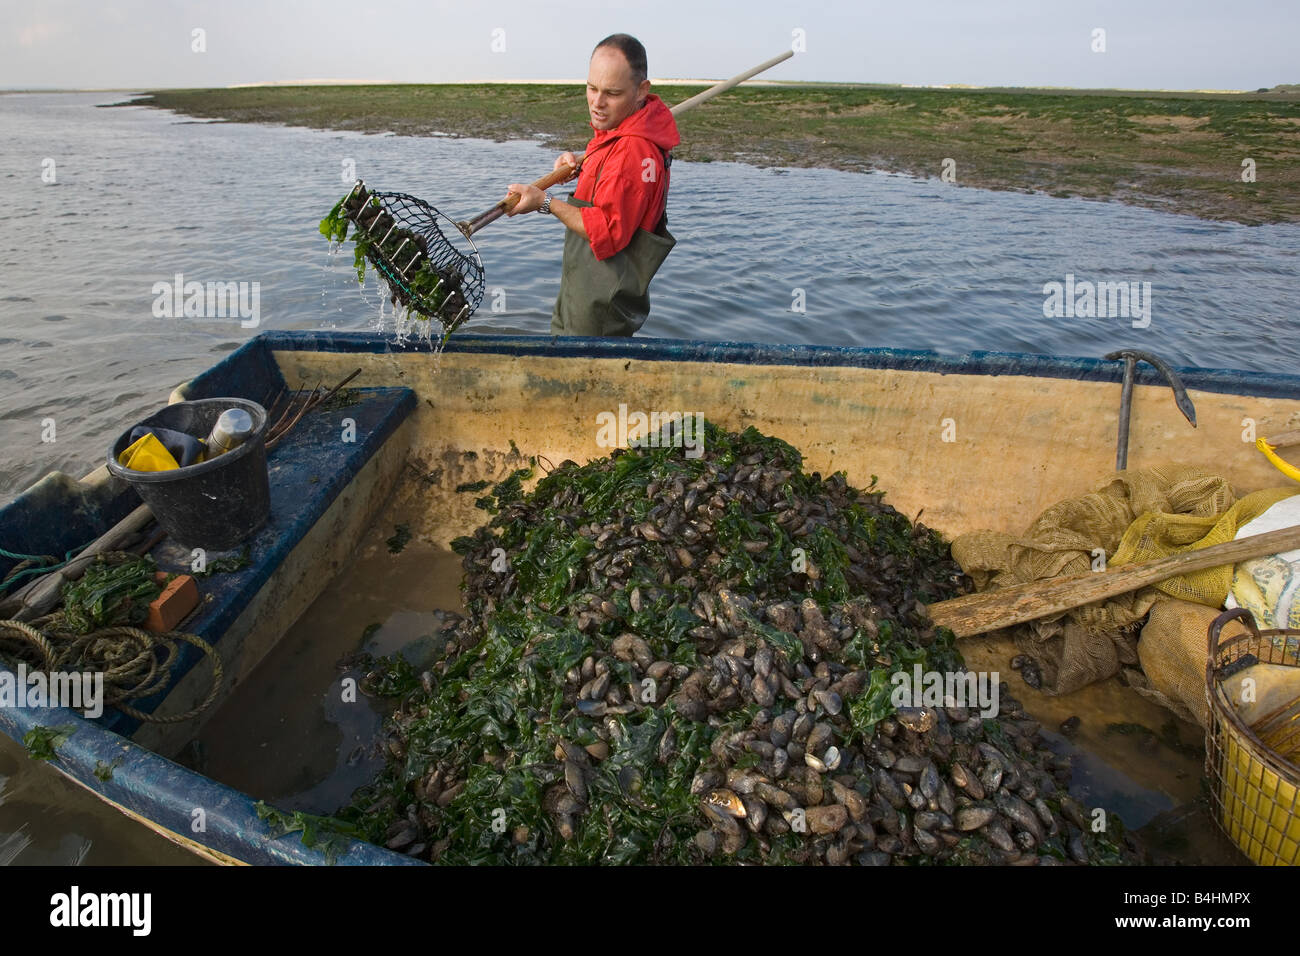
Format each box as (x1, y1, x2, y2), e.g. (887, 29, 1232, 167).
(0, 616, 223, 723)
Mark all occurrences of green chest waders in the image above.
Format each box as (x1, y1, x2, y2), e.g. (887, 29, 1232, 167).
(551, 149, 676, 337)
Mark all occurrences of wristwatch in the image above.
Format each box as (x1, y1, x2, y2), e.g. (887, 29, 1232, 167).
(538, 193, 553, 215)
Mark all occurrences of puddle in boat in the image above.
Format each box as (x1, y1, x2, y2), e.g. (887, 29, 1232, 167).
(184, 506, 464, 816)
(961, 636, 1248, 864)
(184, 487, 1247, 863)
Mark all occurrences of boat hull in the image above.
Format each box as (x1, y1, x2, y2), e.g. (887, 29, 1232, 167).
(2, 330, 1297, 864)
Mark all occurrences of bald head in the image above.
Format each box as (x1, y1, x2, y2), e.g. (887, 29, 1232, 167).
(586, 34, 652, 132)
(593, 33, 647, 85)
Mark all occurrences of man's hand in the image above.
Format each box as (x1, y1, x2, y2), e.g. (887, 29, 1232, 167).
(505, 183, 545, 216)
(554, 153, 579, 183)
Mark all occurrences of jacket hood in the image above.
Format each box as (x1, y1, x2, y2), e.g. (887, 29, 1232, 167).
(589, 93, 680, 151)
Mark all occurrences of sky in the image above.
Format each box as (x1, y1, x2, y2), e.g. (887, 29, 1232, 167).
(2, 0, 1297, 91)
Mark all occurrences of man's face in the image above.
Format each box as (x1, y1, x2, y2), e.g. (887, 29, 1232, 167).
(586, 47, 650, 132)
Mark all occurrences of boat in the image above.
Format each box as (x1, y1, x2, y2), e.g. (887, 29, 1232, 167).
(1, 329, 1296, 865)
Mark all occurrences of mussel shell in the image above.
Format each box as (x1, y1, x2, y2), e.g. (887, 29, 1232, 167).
(955, 806, 997, 831)
(813, 689, 843, 716)
(895, 707, 935, 733)
(564, 760, 588, 804)
(704, 788, 748, 818)
(874, 768, 908, 809)
(919, 762, 940, 801)
(690, 770, 724, 795)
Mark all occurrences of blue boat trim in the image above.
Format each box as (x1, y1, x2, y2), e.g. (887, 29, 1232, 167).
(0, 702, 422, 865)
(256, 330, 1300, 401)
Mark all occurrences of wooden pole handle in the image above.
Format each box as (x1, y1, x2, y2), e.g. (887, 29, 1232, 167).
(498, 161, 585, 214)
(460, 49, 794, 236)
(667, 50, 794, 116)
(1266, 429, 1300, 449)
(926, 524, 1300, 638)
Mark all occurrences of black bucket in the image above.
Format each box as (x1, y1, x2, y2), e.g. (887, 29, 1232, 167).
(106, 398, 270, 551)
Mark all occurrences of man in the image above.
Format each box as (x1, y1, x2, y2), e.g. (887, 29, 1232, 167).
(506, 34, 680, 337)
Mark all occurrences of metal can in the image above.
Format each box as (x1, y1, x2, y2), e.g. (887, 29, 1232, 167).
(205, 407, 255, 457)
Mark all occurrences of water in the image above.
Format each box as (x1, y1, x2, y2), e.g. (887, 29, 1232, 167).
(3, 92, 1300, 506)
(2, 90, 1292, 863)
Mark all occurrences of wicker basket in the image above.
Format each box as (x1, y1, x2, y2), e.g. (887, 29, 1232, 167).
(1205, 608, 1300, 865)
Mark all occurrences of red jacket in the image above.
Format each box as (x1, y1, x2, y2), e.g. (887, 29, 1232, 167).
(573, 94, 680, 261)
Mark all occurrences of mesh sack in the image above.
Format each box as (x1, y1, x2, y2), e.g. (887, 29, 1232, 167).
(1111, 486, 1300, 606)
(1133, 599, 1246, 726)
(951, 463, 1298, 695)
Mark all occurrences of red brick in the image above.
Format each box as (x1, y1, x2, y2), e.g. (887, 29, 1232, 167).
(147, 573, 199, 632)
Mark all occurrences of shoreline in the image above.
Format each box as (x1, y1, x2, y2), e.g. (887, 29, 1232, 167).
(121, 84, 1300, 225)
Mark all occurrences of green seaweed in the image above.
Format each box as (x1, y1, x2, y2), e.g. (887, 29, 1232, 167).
(193, 545, 252, 578)
(319, 387, 361, 411)
(254, 801, 364, 865)
(318, 195, 349, 243)
(386, 524, 412, 554)
(60, 556, 163, 634)
(23, 723, 76, 762)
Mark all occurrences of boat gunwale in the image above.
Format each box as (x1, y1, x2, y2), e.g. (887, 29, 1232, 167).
(258, 329, 1300, 401)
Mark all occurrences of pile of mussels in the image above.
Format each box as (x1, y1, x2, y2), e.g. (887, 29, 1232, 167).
(342, 424, 1138, 865)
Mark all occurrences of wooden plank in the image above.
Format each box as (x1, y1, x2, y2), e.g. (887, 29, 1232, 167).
(926, 525, 1300, 637)
(1267, 428, 1300, 448)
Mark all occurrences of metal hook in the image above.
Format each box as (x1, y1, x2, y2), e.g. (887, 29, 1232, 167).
(1105, 349, 1197, 471)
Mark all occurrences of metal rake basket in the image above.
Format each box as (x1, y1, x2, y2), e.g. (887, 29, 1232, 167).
(342, 180, 485, 333)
